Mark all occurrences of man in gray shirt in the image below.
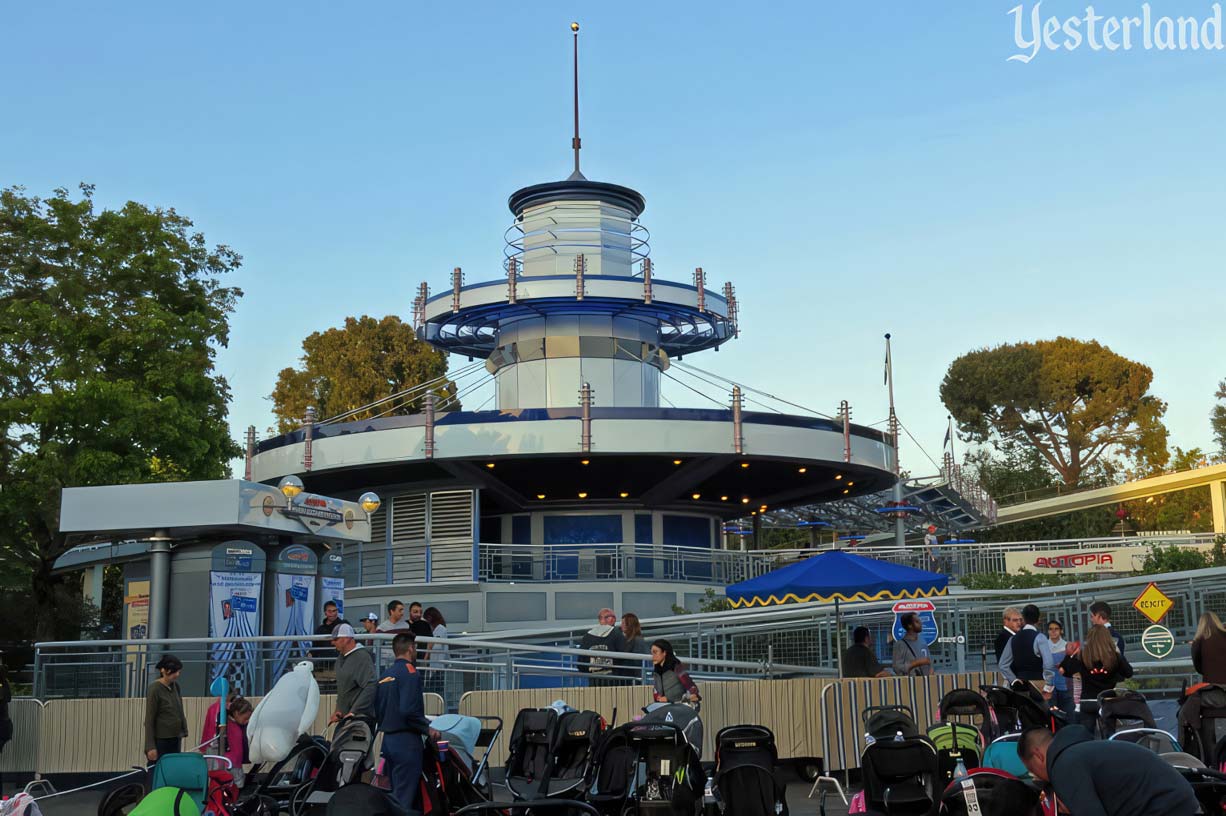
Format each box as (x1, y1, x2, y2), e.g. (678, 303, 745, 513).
(892, 613, 933, 677)
(330, 623, 376, 722)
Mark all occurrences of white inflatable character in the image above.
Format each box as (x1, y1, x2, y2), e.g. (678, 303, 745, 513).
(247, 660, 321, 763)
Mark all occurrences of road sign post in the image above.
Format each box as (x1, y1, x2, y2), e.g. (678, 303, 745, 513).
(1133, 582, 1174, 625)
(893, 599, 939, 646)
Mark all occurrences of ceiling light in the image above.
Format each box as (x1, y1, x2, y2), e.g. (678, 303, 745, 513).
(835, 474, 843, 480)
(578, 491, 588, 499)
(842, 489, 850, 494)
(673, 459, 683, 465)
(619, 491, 629, 498)
(536, 493, 546, 499)
(741, 497, 750, 504)
(720, 496, 729, 501)
(847, 481, 854, 487)
(581, 459, 590, 465)
(740, 462, 750, 469)
(485, 462, 496, 469)
(798, 467, 807, 474)
(692, 493, 701, 500)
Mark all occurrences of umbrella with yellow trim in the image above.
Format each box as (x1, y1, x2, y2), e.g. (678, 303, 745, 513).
(725, 550, 948, 675)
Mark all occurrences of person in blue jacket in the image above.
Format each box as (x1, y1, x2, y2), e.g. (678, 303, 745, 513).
(375, 632, 439, 813)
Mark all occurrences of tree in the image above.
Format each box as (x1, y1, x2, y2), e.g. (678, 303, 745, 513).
(270, 315, 457, 433)
(941, 338, 1168, 486)
(1123, 447, 1215, 533)
(1213, 379, 1226, 457)
(0, 184, 242, 640)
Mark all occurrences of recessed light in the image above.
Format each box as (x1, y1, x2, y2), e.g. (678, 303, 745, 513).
(835, 474, 843, 480)
(486, 462, 496, 469)
(673, 459, 683, 465)
(740, 462, 750, 469)
(581, 459, 590, 465)
(619, 491, 629, 498)
(847, 481, 854, 487)
(842, 489, 850, 494)
(798, 467, 807, 474)
(692, 493, 701, 500)
(720, 496, 729, 501)
(536, 493, 546, 499)
(741, 497, 750, 504)
(578, 491, 588, 499)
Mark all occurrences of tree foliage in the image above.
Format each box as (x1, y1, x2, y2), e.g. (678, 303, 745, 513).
(269, 315, 456, 434)
(1213, 379, 1226, 457)
(1123, 447, 1216, 533)
(671, 587, 732, 615)
(941, 338, 1168, 486)
(0, 184, 242, 639)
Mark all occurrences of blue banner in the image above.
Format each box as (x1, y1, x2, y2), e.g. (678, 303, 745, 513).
(209, 571, 263, 692)
(272, 572, 315, 678)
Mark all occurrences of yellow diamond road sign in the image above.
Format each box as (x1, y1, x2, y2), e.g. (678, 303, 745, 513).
(1133, 582, 1174, 624)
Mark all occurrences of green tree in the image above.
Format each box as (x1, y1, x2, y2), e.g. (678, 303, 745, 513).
(1123, 447, 1215, 533)
(270, 315, 457, 434)
(1139, 544, 1209, 574)
(1213, 379, 1226, 457)
(941, 338, 1168, 487)
(671, 587, 732, 615)
(0, 184, 242, 639)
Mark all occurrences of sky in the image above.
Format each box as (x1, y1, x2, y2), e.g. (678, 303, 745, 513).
(4, 1, 1225, 476)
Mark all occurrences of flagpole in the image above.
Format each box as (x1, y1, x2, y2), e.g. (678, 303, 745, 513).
(947, 414, 956, 468)
(885, 333, 904, 549)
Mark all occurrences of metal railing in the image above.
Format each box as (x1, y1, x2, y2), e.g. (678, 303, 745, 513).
(477, 542, 777, 585)
(32, 631, 829, 705)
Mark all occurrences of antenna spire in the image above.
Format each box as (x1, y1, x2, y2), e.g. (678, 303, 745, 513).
(568, 22, 585, 180)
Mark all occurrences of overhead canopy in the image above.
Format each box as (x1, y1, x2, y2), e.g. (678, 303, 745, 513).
(725, 549, 948, 608)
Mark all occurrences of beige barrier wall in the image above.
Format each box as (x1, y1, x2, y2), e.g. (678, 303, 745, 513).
(0, 699, 46, 774)
(19, 693, 444, 775)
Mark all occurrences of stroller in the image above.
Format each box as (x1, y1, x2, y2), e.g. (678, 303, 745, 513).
(863, 705, 920, 742)
(926, 721, 983, 786)
(936, 689, 993, 740)
(588, 710, 705, 815)
(1095, 688, 1157, 738)
(235, 735, 331, 815)
(290, 718, 376, 815)
(507, 709, 562, 800)
(710, 725, 788, 816)
(856, 733, 941, 815)
(981, 734, 1031, 780)
(981, 685, 1061, 735)
(1179, 683, 1226, 768)
(1173, 765, 1226, 815)
(938, 769, 1050, 816)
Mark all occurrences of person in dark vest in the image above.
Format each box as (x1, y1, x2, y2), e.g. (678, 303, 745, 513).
(995, 606, 1023, 664)
(1000, 604, 1052, 685)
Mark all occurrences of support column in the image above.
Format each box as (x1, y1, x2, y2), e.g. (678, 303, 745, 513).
(1212, 479, 1226, 535)
(148, 539, 172, 641)
(82, 564, 104, 607)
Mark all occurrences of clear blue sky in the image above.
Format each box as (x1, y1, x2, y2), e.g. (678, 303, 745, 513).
(5, 1, 1225, 476)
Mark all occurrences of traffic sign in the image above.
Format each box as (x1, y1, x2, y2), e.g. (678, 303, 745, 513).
(1133, 582, 1175, 624)
(892, 599, 939, 646)
(1141, 624, 1175, 659)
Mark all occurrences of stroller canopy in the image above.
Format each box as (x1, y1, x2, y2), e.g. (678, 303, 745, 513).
(432, 713, 482, 769)
(725, 550, 947, 608)
(640, 703, 704, 759)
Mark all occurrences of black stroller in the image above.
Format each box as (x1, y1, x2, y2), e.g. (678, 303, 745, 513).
(588, 708, 705, 815)
(507, 709, 563, 800)
(232, 733, 331, 815)
(981, 684, 1062, 735)
(290, 718, 376, 815)
(1179, 683, 1226, 768)
(709, 725, 788, 816)
(860, 732, 941, 815)
(938, 768, 1046, 816)
(863, 704, 921, 742)
(937, 688, 994, 740)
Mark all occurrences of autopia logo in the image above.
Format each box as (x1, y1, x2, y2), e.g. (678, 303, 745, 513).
(1008, 2, 1226, 62)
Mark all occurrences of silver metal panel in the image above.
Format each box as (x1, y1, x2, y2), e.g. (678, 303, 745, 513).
(609, 359, 645, 408)
(546, 358, 580, 407)
(516, 359, 548, 409)
(579, 356, 616, 407)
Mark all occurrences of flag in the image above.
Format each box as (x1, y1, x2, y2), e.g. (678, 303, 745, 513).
(883, 345, 890, 385)
(943, 423, 952, 450)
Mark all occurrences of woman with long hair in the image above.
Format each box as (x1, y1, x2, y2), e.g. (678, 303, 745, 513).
(650, 639, 700, 705)
(202, 692, 254, 784)
(1060, 624, 1133, 728)
(422, 606, 450, 699)
(1193, 611, 1226, 684)
(619, 613, 650, 682)
(144, 654, 188, 764)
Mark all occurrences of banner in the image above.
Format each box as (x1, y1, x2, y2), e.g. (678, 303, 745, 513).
(1004, 542, 1213, 575)
(272, 572, 316, 677)
(321, 577, 344, 616)
(209, 570, 263, 690)
(125, 580, 150, 640)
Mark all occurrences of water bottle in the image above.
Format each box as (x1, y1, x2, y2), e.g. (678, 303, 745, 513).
(893, 730, 904, 742)
(954, 757, 969, 779)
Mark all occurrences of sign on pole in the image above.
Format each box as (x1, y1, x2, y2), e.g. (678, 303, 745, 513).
(1133, 582, 1175, 624)
(1141, 624, 1175, 659)
(892, 599, 939, 646)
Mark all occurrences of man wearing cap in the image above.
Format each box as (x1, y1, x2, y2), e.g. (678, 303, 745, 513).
(375, 632, 440, 813)
(330, 623, 376, 723)
(361, 612, 379, 635)
(311, 601, 348, 681)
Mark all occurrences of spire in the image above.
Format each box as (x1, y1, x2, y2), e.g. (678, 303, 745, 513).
(568, 21, 586, 181)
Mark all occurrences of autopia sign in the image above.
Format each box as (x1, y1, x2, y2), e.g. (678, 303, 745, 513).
(1004, 542, 1212, 575)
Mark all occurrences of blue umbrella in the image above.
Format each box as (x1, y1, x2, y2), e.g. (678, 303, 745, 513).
(725, 550, 948, 676)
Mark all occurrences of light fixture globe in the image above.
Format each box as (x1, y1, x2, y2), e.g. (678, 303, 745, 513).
(359, 491, 382, 514)
(278, 475, 304, 500)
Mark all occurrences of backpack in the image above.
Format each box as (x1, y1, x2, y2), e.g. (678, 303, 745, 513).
(130, 788, 202, 816)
